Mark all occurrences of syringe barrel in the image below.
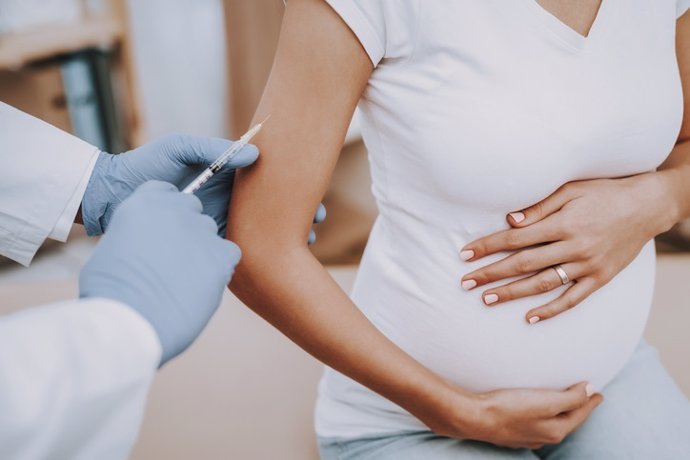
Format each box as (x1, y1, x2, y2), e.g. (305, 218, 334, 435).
(181, 168, 214, 194)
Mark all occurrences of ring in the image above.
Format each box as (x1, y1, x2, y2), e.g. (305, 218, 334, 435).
(552, 265, 570, 285)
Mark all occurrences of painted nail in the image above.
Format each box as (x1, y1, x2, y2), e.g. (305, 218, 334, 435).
(509, 212, 525, 224)
(462, 279, 477, 290)
(484, 293, 499, 305)
(585, 383, 596, 397)
(528, 316, 540, 324)
(460, 250, 474, 261)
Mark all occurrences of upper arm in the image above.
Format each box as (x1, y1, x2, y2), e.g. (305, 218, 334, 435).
(227, 0, 373, 251)
(676, 9, 690, 142)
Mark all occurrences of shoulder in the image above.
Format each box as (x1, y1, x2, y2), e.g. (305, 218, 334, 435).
(324, 0, 421, 66)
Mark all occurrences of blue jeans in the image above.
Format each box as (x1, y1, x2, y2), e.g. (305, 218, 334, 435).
(318, 342, 690, 459)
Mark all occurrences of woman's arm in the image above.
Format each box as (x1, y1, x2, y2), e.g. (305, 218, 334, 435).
(228, 0, 599, 448)
(228, 0, 459, 426)
(658, 10, 690, 212)
(457, 12, 690, 322)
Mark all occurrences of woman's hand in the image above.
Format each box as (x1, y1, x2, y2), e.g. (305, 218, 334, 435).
(459, 173, 678, 323)
(429, 382, 602, 449)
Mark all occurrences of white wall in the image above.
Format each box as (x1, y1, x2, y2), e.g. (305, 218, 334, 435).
(125, 0, 227, 141)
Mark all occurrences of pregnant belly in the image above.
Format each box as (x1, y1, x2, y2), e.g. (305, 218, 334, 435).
(351, 216, 654, 392)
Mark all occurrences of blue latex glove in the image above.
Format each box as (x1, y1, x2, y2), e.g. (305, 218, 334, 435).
(79, 181, 239, 366)
(81, 134, 259, 236)
(309, 203, 327, 245)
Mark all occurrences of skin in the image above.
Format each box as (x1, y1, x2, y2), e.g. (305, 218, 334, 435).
(228, 0, 604, 449)
(460, 10, 690, 324)
(536, 0, 602, 37)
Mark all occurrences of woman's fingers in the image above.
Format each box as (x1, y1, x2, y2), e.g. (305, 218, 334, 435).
(479, 263, 583, 306)
(557, 382, 596, 413)
(477, 383, 601, 449)
(556, 392, 604, 432)
(462, 242, 572, 293)
(538, 383, 602, 445)
(525, 277, 599, 324)
(462, 214, 564, 260)
(507, 183, 579, 228)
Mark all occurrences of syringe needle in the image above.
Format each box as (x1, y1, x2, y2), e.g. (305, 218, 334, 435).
(181, 116, 269, 194)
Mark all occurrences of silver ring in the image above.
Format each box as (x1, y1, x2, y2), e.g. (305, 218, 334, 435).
(552, 265, 570, 285)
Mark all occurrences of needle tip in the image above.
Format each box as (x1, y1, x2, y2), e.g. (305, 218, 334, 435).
(259, 114, 272, 126)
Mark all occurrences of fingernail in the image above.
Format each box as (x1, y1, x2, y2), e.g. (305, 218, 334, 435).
(509, 212, 525, 223)
(462, 279, 477, 290)
(528, 316, 540, 324)
(484, 293, 499, 305)
(585, 383, 596, 397)
(460, 250, 474, 261)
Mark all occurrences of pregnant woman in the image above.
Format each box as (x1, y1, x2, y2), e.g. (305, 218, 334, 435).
(228, 0, 690, 457)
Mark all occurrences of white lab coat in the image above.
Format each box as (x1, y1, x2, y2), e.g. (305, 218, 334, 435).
(0, 102, 161, 460)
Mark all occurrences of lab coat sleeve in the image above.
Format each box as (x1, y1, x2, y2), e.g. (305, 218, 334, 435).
(0, 102, 100, 266)
(0, 298, 162, 460)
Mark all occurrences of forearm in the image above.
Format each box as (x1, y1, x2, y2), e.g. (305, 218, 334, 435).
(225, 0, 474, 432)
(656, 12, 690, 229)
(0, 299, 159, 458)
(230, 244, 469, 426)
(657, 139, 690, 225)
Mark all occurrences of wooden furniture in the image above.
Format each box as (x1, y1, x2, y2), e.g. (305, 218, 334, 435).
(0, 0, 145, 147)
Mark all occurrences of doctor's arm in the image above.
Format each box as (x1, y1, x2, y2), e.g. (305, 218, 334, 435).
(0, 182, 238, 459)
(0, 102, 316, 268)
(227, 0, 600, 450)
(0, 103, 258, 266)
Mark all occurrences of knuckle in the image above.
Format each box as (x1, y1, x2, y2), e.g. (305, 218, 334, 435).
(505, 232, 522, 249)
(557, 221, 574, 239)
(537, 277, 553, 293)
(516, 256, 533, 273)
(474, 271, 490, 285)
(533, 201, 545, 218)
(224, 241, 242, 262)
(474, 241, 487, 256)
(497, 286, 511, 300)
(563, 296, 576, 310)
(600, 266, 615, 281)
(577, 244, 594, 260)
(544, 431, 564, 445)
(200, 214, 218, 228)
(592, 269, 607, 284)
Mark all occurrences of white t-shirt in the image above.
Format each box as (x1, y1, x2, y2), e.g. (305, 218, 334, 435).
(316, 0, 689, 438)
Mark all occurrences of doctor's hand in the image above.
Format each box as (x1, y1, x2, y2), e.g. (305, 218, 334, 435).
(459, 174, 675, 323)
(81, 133, 259, 236)
(80, 181, 239, 366)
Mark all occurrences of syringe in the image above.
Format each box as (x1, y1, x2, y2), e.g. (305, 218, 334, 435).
(182, 115, 270, 194)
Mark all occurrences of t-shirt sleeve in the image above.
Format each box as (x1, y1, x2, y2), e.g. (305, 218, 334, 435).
(678, 0, 690, 18)
(325, 0, 419, 67)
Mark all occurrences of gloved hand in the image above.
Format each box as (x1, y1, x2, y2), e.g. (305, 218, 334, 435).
(81, 134, 259, 236)
(79, 181, 239, 366)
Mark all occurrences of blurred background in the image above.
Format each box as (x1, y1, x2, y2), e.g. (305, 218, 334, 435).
(0, 1, 688, 459)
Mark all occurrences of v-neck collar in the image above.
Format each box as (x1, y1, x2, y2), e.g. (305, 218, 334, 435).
(519, 0, 617, 51)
